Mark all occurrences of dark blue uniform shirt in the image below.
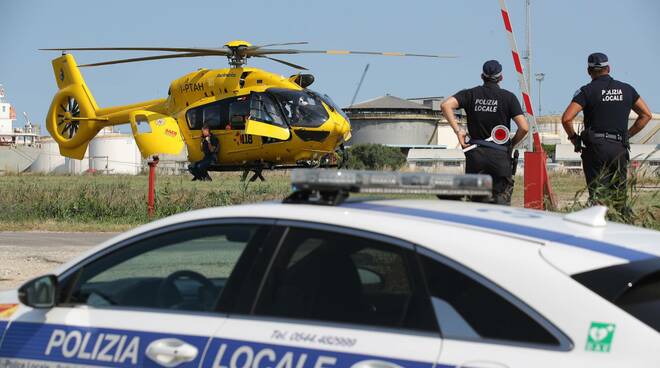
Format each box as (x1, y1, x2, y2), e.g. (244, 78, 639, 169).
(572, 75, 639, 137)
(453, 81, 524, 141)
(201, 135, 219, 158)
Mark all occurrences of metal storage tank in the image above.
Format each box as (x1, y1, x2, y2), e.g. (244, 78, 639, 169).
(89, 133, 142, 175)
(65, 147, 89, 175)
(344, 95, 444, 146)
(29, 137, 66, 174)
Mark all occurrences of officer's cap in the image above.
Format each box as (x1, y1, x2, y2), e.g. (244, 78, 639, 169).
(588, 52, 609, 68)
(482, 60, 502, 78)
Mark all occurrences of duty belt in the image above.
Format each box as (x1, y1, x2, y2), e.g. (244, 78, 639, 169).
(593, 132, 623, 142)
(463, 139, 509, 152)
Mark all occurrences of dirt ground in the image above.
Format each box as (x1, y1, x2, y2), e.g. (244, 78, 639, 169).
(0, 232, 116, 290)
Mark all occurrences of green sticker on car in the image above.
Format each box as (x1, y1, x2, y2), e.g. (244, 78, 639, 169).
(586, 322, 616, 352)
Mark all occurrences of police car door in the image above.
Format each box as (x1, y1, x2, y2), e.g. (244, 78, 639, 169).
(201, 223, 443, 368)
(416, 247, 572, 368)
(0, 220, 277, 368)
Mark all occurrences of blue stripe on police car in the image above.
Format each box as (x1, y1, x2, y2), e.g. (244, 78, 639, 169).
(0, 322, 442, 368)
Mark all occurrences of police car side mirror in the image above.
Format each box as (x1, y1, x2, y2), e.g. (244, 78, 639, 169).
(18, 274, 58, 309)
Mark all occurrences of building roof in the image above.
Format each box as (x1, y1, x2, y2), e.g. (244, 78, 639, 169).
(536, 112, 660, 124)
(630, 144, 660, 160)
(346, 95, 433, 110)
(555, 144, 582, 161)
(407, 148, 465, 161)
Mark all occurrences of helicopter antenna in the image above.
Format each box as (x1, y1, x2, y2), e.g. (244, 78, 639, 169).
(350, 63, 370, 107)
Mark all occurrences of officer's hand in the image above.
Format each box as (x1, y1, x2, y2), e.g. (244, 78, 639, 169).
(457, 130, 469, 148)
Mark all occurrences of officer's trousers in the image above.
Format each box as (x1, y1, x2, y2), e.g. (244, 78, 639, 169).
(465, 147, 513, 205)
(189, 155, 216, 180)
(581, 139, 628, 202)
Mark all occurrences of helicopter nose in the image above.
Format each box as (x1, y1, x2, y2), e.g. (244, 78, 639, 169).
(335, 117, 351, 143)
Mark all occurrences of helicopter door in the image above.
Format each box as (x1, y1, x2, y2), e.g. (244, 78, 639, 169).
(129, 110, 184, 158)
(243, 93, 291, 141)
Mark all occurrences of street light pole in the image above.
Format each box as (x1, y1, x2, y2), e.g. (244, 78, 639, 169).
(535, 72, 545, 115)
(535, 72, 546, 132)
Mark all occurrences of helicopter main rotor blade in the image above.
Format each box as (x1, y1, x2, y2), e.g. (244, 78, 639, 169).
(78, 52, 223, 67)
(40, 46, 231, 55)
(255, 56, 308, 70)
(248, 48, 457, 58)
(249, 42, 309, 49)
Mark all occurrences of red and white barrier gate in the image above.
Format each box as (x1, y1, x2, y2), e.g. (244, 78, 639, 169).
(498, 0, 557, 210)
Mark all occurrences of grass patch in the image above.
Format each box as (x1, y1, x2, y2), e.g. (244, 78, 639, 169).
(0, 172, 290, 231)
(0, 171, 657, 231)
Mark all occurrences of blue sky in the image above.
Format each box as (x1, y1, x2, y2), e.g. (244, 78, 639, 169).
(1, 0, 658, 133)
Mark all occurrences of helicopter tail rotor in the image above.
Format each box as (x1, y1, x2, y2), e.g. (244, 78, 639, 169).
(46, 54, 104, 159)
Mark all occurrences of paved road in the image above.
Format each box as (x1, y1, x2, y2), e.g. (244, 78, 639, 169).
(0, 232, 119, 290)
(0, 232, 117, 247)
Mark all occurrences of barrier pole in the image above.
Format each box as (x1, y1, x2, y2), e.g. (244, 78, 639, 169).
(498, 0, 557, 209)
(147, 155, 159, 218)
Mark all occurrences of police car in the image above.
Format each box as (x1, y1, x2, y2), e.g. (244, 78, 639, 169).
(0, 169, 658, 368)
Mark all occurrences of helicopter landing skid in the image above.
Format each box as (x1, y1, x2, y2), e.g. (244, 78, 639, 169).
(241, 168, 266, 182)
(337, 144, 348, 169)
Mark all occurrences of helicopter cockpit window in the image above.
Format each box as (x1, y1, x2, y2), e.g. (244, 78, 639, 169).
(250, 93, 286, 127)
(268, 88, 329, 128)
(310, 90, 350, 122)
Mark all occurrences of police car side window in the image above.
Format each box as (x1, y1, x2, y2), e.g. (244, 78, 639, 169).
(65, 224, 269, 313)
(420, 254, 560, 346)
(254, 228, 437, 332)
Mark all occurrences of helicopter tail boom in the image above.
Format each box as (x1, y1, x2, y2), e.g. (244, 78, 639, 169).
(46, 54, 171, 159)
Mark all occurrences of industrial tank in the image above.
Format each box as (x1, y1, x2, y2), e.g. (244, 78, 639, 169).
(29, 138, 66, 174)
(88, 133, 142, 175)
(344, 95, 443, 146)
(65, 147, 89, 175)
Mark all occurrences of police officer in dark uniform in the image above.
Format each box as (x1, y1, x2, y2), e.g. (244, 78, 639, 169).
(561, 52, 652, 202)
(188, 124, 220, 181)
(442, 60, 529, 205)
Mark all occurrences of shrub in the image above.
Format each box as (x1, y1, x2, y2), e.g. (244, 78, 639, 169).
(345, 144, 407, 170)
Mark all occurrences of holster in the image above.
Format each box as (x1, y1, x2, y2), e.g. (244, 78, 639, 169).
(511, 149, 519, 176)
(573, 134, 583, 153)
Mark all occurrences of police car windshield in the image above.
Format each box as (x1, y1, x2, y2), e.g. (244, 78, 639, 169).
(268, 88, 329, 128)
(573, 258, 660, 333)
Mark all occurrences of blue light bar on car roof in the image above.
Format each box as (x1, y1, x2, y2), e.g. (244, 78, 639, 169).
(290, 169, 492, 197)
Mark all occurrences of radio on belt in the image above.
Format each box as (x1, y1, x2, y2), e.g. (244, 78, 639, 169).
(285, 169, 492, 205)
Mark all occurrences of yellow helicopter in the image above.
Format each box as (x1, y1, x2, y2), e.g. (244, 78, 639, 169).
(43, 40, 453, 180)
